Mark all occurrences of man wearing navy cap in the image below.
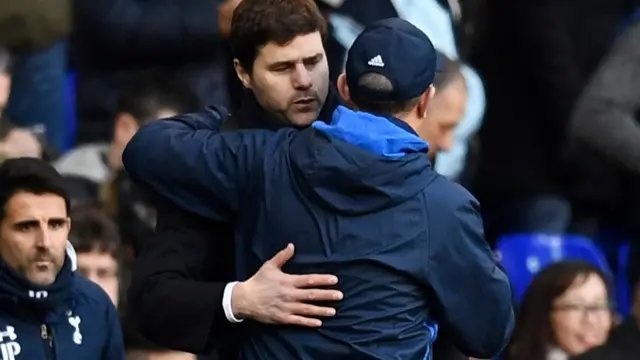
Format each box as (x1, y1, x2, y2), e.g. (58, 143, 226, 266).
(123, 17, 514, 360)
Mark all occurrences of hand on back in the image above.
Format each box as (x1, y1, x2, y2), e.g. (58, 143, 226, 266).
(232, 243, 343, 327)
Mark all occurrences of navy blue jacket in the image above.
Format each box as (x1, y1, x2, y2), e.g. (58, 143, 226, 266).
(0, 257, 125, 360)
(124, 106, 514, 359)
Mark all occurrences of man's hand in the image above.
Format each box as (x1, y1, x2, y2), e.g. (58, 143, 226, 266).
(231, 243, 343, 327)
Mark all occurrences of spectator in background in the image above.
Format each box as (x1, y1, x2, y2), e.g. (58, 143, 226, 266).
(0, 47, 45, 162)
(573, 261, 640, 359)
(570, 19, 640, 174)
(71, 0, 240, 145)
(506, 261, 613, 360)
(422, 54, 466, 159)
(0, 0, 70, 151)
(69, 203, 122, 307)
(566, 19, 640, 244)
(54, 71, 200, 252)
(0, 117, 44, 161)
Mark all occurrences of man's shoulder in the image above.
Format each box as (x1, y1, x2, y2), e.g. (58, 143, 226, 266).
(423, 173, 479, 212)
(175, 105, 230, 123)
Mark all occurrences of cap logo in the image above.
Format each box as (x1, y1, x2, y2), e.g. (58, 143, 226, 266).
(367, 55, 385, 68)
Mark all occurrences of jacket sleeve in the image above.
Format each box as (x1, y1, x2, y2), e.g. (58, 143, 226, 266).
(122, 108, 273, 222)
(73, 0, 222, 59)
(424, 179, 514, 359)
(128, 200, 239, 354)
(103, 300, 125, 359)
(570, 23, 640, 175)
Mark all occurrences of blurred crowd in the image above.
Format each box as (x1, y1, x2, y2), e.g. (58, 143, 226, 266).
(1, 0, 640, 359)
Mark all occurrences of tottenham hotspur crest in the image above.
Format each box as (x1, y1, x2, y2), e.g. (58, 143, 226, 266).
(68, 315, 83, 345)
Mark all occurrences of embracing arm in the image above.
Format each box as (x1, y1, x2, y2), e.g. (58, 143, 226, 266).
(122, 107, 273, 221)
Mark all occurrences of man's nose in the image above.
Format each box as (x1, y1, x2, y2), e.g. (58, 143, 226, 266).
(35, 226, 52, 249)
(292, 64, 312, 90)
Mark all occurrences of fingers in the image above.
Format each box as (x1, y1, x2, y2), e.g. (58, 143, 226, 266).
(291, 273, 339, 288)
(267, 243, 295, 268)
(281, 315, 323, 328)
(290, 288, 343, 302)
(288, 302, 336, 318)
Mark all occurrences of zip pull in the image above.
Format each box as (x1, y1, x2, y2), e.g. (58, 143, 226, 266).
(40, 324, 48, 340)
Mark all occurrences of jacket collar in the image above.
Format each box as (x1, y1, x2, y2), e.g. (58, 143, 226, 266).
(230, 87, 342, 131)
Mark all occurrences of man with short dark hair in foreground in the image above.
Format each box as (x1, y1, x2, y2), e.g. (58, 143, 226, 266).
(124, 18, 514, 360)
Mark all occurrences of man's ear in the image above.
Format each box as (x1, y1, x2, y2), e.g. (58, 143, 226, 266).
(418, 85, 436, 119)
(337, 73, 355, 107)
(233, 59, 252, 89)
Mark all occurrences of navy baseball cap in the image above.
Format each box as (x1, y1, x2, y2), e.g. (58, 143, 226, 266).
(346, 17, 443, 103)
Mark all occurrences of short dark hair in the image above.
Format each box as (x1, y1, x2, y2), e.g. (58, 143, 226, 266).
(0, 45, 12, 76)
(506, 261, 613, 360)
(69, 203, 121, 258)
(0, 158, 70, 221)
(230, 0, 327, 72)
(352, 73, 421, 115)
(116, 70, 201, 126)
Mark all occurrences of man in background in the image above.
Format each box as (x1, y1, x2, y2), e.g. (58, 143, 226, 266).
(69, 202, 122, 307)
(0, 46, 45, 162)
(55, 71, 201, 253)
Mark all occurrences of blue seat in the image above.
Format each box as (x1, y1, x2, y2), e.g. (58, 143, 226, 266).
(495, 233, 611, 302)
(617, 243, 631, 316)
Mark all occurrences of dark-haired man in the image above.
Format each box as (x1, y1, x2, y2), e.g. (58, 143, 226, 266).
(128, 0, 344, 357)
(125, 17, 514, 360)
(0, 157, 124, 359)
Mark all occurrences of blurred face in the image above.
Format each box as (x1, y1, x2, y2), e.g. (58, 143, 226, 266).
(235, 32, 330, 126)
(0, 128, 43, 161)
(0, 192, 69, 286)
(421, 75, 466, 158)
(551, 273, 612, 356)
(111, 109, 178, 171)
(0, 72, 10, 117)
(77, 251, 119, 307)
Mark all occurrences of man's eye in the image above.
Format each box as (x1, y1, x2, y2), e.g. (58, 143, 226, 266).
(17, 223, 36, 231)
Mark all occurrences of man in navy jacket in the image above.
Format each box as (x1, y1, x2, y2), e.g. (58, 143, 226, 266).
(0, 158, 124, 360)
(124, 18, 513, 359)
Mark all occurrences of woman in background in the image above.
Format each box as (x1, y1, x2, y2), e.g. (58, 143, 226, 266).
(506, 261, 613, 360)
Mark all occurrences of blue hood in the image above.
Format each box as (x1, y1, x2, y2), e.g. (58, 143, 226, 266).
(290, 106, 432, 215)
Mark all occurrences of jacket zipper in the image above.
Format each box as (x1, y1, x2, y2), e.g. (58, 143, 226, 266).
(40, 324, 55, 360)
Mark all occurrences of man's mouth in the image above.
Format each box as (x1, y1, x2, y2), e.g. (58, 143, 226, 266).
(294, 98, 316, 105)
